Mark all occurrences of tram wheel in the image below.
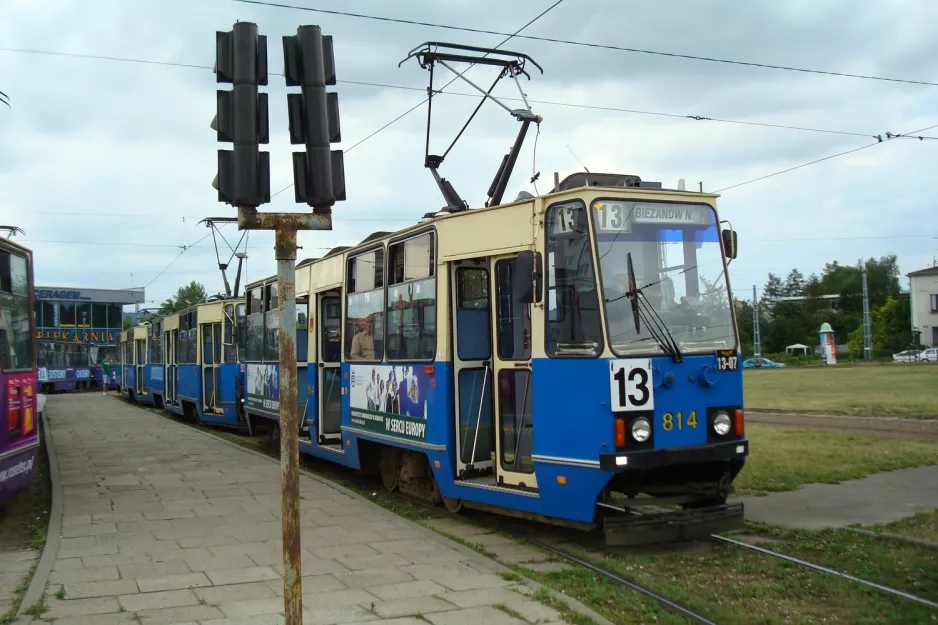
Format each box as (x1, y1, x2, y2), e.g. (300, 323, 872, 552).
(379, 447, 402, 492)
(442, 496, 463, 514)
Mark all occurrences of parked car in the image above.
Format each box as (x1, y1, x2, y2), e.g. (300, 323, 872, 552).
(892, 349, 921, 362)
(742, 357, 786, 369)
(921, 347, 938, 362)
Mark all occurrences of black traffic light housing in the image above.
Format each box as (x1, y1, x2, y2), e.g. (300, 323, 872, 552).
(213, 21, 271, 208)
(283, 25, 346, 208)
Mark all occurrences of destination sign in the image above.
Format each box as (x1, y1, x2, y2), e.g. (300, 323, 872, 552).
(632, 203, 710, 225)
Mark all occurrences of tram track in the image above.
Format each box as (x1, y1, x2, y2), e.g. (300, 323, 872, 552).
(120, 396, 938, 623)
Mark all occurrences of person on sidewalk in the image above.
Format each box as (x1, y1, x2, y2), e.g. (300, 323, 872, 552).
(101, 354, 113, 394)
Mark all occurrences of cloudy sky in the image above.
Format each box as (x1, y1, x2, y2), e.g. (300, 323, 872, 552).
(2, 0, 936, 311)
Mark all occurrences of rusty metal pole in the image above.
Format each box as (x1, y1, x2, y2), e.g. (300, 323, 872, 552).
(275, 226, 302, 623)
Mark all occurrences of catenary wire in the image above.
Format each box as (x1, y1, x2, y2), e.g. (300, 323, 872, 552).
(231, 0, 938, 88)
(712, 123, 938, 193)
(0, 46, 897, 141)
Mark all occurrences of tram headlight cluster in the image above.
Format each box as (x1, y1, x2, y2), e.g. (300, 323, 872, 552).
(631, 417, 651, 443)
(712, 412, 732, 436)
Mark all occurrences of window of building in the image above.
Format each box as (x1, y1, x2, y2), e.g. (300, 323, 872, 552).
(386, 232, 435, 361)
(345, 248, 385, 362)
(931, 294, 938, 312)
(107, 304, 124, 329)
(92, 303, 108, 328)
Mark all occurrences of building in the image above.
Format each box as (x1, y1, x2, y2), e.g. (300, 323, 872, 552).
(907, 265, 938, 347)
(34, 286, 146, 346)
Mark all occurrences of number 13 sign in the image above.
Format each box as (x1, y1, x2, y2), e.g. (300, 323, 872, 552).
(609, 359, 654, 412)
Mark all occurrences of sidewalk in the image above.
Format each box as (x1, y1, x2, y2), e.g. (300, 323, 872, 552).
(27, 394, 583, 625)
(738, 463, 938, 530)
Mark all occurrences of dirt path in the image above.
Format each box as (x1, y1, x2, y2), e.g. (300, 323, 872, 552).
(747, 411, 938, 440)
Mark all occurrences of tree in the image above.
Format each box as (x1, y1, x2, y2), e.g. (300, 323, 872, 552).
(871, 296, 912, 353)
(782, 269, 806, 297)
(157, 281, 208, 315)
(762, 273, 784, 310)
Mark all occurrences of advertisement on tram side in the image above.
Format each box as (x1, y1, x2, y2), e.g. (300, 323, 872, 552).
(348, 364, 429, 442)
(1, 372, 39, 503)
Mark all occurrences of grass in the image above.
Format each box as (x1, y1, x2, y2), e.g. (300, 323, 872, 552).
(865, 509, 938, 544)
(734, 424, 938, 495)
(744, 363, 938, 418)
(527, 523, 938, 625)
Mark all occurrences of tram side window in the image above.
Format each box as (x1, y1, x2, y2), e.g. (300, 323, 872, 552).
(456, 267, 490, 361)
(177, 311, 198, 364)
(0, 251, 33, 371)
(149, 320, 163, 364)
(223, 304, 245, 363)
(386, 233, 435, 362)
(494, 259, 531, 361)
(345, 249, 385, 362)
(545, 201, 603, 357)
(68, 344, 89, 367)
(246, 287, 264, 361)
(264, 282, 279, 362)
(296, 300, 308, 362)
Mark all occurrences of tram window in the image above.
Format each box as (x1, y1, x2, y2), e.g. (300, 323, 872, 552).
(246, 287, 264, 362)
(0, 252, 32, 372)
(545, 201, 603, 357)
(68, 344, 89, 367)
(456, 267, 490, 361)
(149, 320, 163, 364)
(386, 233, 436, 362)
(346, 248, 386, 363)
(498, 369, 534, 474)
(494, 259, 531, 361)
(296, 301, 308, 362)
(264, 282, 279, 362)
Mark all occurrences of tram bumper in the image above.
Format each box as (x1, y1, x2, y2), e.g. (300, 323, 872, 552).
(598, 438, 748, 472)
(602, 501, 745, 546)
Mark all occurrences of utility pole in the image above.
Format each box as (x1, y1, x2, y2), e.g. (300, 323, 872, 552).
(752, 285, 761, 357)
(212, 21, 344, 625)
(862, 269, 873, 360)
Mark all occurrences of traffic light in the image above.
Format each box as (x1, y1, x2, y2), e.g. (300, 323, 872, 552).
(283, 25, 346, 208)
(212, 21, 270, 208)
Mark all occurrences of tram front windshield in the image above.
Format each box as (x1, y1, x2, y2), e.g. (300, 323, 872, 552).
(591, 200, 735, 356)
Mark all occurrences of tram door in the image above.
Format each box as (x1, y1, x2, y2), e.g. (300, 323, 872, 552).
(201, 323, 222, 414)
(450, 260, 494, 476)
(165, 329, 177, 404)
(489, 254, 537, 489)
(135, 338, 146, 395)
(317, 292, 342, 443)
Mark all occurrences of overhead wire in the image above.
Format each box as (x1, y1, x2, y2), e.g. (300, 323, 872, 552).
(0, 46, 899, 141)
(713, 123, 938, 193)
(231, 0, 938, 88)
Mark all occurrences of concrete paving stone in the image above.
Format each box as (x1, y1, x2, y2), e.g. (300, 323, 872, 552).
(436, 587, 530, 609)
(393, 548, 469, 566)
(367, 580, 448, 601)
(135, 572, 214, 593)
(52, 558, 86, 572)
(309, 544, 383, 561)
(375, 528, 427, 542)
(150, 524, 213, 540)
(373, 596, 457, 619)
(176, 534, 244, 549)
(0, 551, 38, 564)
(432, 573, 513, 592)
(49, 566, 121, 585)
(491, 549, 551, 565)
(143, 509, 196, 521)
(302, 605, 380, 625)
(199, 614, 284, 625)
(333, 553, 412, 573)
(501, 598, 564, 624)
(91, 512, 145, 523)
(0, 557, 39, 573)
(195, 581, 278, 605)
(37, 612, 141, 625)
(151, 547, 214, 563)
(112, 502, 167, 514)
(135, 604, 226, 624)
(292, 588, 378, 609)
(209, 541, 279, 560)
(218, 597, 285, 617)
(398, 563, 479, 581)
(333, 568, 414, 589)
(43, 596, 123, 618)
(117, 588, 200, 612)
(59, 543, 120, 559)
(427, 606, 527, 625)
(58, 536, 100, 551)
(0, 572, 27, 587)
(298, 575, 349, 594)
(62, 579, 140, 599)
(183, 554, 257, 572)
(62, 515, 94, 527)
(205, 565, 280, 586)
(116, 520, 174, 534)
(118, 560, 192, 580)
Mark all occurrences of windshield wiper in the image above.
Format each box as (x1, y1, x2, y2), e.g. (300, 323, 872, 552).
(623, 252, 684, 363)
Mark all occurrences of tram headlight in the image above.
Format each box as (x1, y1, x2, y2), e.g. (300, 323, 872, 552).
(713, 412, 732, 436)
(631, 418, 651, 443)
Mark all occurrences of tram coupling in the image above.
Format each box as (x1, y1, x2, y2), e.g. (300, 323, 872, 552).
(601, 501, 745, 547)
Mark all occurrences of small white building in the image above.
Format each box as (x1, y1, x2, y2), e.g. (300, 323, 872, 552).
(907, 265, 938, 347)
